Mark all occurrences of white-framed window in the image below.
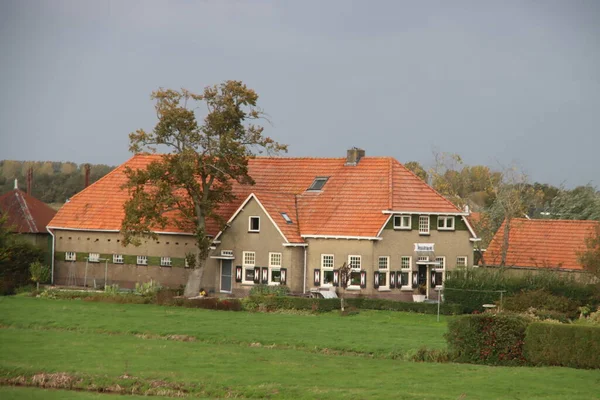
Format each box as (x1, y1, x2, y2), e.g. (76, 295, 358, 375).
(113, 254, 123, 264)
(378, 256, 389, 289)
(249, 216, 260, 232)
(161, 256, 172, 267)
(456, 256, 468, 268)
(435, 256, 446, 286)
(321, 254, 335, 286)
(419, 215, 430, 235)
(65, 251, 76, 261)
(242, 251, 256, 284)
(400, 256, 412, 288)
(435, 256, 445, 270)
(348, 255, 361, 286)
(137, 255, 148, 266)
(393, 215, 411, 230)
(437, 216, 455, 230)
(268, 252, 282, 284)
(88, 253, 100, 263)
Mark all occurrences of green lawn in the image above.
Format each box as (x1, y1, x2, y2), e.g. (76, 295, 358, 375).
(0, 386, 175, 400)
(1, 296, 599, 399)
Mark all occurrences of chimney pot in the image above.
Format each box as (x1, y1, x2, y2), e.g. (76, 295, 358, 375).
(345, 147, 365, 166)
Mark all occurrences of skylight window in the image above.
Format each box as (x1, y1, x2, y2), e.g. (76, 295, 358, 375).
(281, 212, 293, 224)
(308, 177, 329, 191)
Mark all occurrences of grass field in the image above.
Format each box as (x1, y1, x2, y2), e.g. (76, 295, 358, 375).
(1, 296, 599, 399)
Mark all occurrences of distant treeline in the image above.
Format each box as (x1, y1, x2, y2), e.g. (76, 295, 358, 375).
(0, 160, 114, 204)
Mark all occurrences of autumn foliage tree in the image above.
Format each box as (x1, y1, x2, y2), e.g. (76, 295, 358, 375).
(578, 223, 600, 281)
(121, 81, 286, 297)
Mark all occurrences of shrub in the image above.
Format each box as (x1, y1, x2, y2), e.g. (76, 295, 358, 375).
(503, 289, 580, 319)
(525, 322, 600, 369)
(410, 346, 450, 363)
(183, 297, 242, 311)
(134, 280, 161, 297)
(29, 261, 51, 290)
(446, 313, 530, 365)
(104, 284, 120, 295)
(249, 284, 290, 297)
(0, 240, 44, 295)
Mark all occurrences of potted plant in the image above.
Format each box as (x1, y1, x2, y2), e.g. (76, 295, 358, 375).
(412, 284, 427, 303)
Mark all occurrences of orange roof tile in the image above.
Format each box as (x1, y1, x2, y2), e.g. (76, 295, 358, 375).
(485, 218, 599, 270)
(0, 189, 57, 234)
(49, 154, 463, 242)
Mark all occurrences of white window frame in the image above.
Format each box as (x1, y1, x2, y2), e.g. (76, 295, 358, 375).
(419, 215, 430, 235)
(321, 254, 335, 287)
(378, 256, 389, 289)
(113, 254, 123, 264)
(137, 256, 148, 266)
(437, 216, 455, 231)
(456, 256, 468, 268)
(242, 251, 256, 284)
(268, 252, 282, 285)
(88, 253, 100, 263)
(248, 216, 260, 232)
(400, 256, 412, 289)
(160, 256, 172, 267)
(65, 251, 76, 261)
(393, 215, 411, 230)
(348, 255, 362, 288)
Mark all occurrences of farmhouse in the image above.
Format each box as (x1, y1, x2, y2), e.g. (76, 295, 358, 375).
(48, 149, 479, 299)
(484, 218, 598, 276)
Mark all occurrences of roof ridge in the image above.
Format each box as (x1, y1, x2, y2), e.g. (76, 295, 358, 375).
(513, 218, 599, 224)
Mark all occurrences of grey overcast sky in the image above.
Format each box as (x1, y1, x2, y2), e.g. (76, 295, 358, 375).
(1, 0, 599, 187)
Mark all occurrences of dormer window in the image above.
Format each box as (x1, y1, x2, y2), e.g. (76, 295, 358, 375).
(308, 177, 329, 191)
(281, 212, 293, 224)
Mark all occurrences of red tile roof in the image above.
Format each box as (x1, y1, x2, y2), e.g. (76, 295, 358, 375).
(49, 154, 462, 242)
(485, 218, 599, 270)
(0, 189, 57, 234)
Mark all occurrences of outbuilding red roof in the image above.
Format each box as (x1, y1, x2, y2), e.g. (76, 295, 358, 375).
(485, 218, 599, 270)
(49, 154, 463, 243)
(0, 189, 57, 234)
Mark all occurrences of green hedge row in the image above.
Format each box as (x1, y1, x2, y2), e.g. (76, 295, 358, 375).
(242, 295, 463, 315)
(446, 314, 529, 366)
(444, 268, 597, 313)
(55, 251, 186, 268)
(525, 322, 600, 369)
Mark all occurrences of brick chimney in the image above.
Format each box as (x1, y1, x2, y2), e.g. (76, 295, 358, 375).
(345, 147, 365, 166)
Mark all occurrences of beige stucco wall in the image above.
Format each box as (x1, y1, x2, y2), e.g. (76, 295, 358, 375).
(211, 197, 304, 295)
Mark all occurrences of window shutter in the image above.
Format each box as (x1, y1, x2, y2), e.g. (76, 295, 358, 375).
(235, 266, 242, 282)
(279, 268, 286, 285)
(333, 270, 339, 287)
(436, 271, 443, 287)
(360, 271, 366, 289)
(261, 267, 268, 284)
(412, 271, 418, 289)
(314, 269, 321, 286)
(389, 271, 396, 289)
(374, 271, 380, 289)
(253, 267, 260, 284)
(431, 270, 437, 287)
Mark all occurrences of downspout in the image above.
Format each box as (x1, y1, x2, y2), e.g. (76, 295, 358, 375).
(303, 246, 307, 294)
(48, 228, 55, 285)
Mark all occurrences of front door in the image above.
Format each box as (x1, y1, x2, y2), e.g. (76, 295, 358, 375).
(221, 260, 232, 293)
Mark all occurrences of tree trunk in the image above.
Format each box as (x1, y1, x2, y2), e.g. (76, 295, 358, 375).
(341, 295, 345, 312)
(36, 282, 39, 291)
(184, 266, 205, 297)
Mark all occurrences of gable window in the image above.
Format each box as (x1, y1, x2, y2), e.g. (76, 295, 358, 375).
(321, 254, 335, 286)
(393, 215, 411, 230)
(269, 252, 282, 284)
(281, 212, 293, 224)
(249, 216, 260, 232)
(400, 256, 412, 289)
(419, 215, 430, 235)
(137, 256, 148, 266)
(161, 256, 172, 267)
(308, 177, 329, 191)
(113, 254, 123, 264)
(242, 251, 256, 284)
(65, 252, 76, 261)
(378, 256, 389, 289)
(456, 256, 468, 268)
(348, 255, 361, 287)
(88, 253, 100, 263)
(438, 216, 455, 231)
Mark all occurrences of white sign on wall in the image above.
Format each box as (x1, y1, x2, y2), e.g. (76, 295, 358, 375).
(414, 243, 435, 252)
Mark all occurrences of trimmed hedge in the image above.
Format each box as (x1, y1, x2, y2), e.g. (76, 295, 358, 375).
(524, 322, 600, 369)
(242, 295, 462, 315)
(446, 314, 529, 365)
(444, 268, 597, 313)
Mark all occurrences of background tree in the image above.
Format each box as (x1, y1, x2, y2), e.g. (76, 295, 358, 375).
(578, 224, 600, 281)
(404, 161, 428, 182)
(29, 261, 50, 290)
(122, 81, 287, 297)
(547, 184, 600, 221)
